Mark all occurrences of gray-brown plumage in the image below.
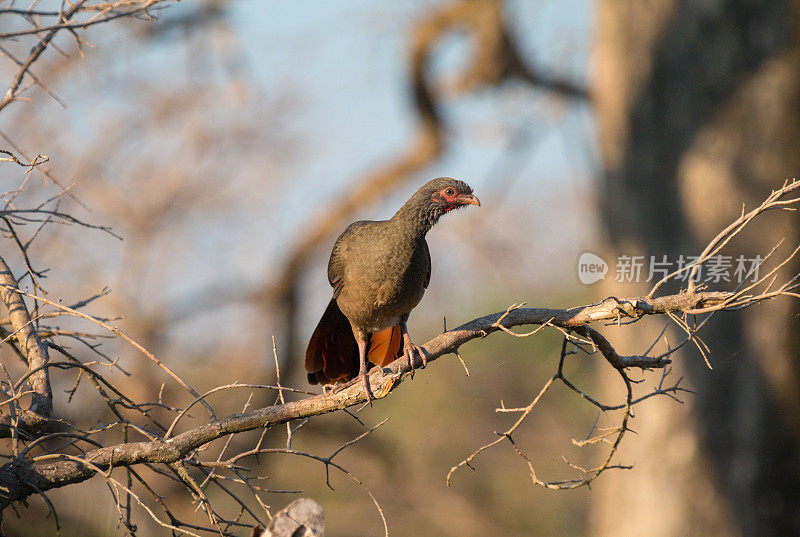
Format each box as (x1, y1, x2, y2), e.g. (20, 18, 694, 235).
(305, 177, 480, 399)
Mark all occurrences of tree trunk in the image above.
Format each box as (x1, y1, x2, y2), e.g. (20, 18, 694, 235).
(592, 0, 800, 535)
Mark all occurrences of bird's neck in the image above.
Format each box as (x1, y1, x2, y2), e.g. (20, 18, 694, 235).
(389, 196, 439, 239)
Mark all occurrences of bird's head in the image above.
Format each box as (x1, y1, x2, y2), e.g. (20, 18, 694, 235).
(426, 177, 481, 213)
(396, 177, 480, 233)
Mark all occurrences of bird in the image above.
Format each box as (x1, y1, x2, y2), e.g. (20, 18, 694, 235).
(305, 177, 480, 400)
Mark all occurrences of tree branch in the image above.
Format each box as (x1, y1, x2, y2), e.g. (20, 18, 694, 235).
(0, 0, 90, 113)
(0, 284, 776, 510)
(0, 255, 51, 436)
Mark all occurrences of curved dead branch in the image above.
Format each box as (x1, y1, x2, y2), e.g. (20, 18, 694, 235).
(0, 279, 790, 512)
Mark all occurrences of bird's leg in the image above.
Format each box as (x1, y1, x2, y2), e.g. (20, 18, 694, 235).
(357, 337, 375, 403)
(401, 321, 427, 378)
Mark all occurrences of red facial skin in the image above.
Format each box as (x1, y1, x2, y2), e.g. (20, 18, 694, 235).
(432, 187, 481, 211)
(441, 187, 459, 211)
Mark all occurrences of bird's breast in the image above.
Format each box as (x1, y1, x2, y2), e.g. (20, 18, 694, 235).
(336, 240, 428, 331)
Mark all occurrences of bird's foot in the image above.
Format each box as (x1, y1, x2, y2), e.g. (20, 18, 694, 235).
(359, 369, 375, 408)
(331, 374, 372, 395)
(331, 378, 357, 393)
(404, 344, 427, 378)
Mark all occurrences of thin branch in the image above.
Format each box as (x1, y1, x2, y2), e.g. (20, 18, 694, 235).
(0, 255, 51, 433)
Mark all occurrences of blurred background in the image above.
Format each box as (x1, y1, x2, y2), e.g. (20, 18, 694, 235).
(1, 0, 798, 535)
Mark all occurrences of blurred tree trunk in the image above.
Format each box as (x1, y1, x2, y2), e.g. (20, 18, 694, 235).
(591, 1, 800, 536)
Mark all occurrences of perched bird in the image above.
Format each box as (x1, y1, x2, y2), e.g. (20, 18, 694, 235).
(305, 177, 480, 400)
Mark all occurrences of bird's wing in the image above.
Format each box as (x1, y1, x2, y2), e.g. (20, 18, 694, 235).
(423, 238, 431, 289)
(327, 220, 371, 299)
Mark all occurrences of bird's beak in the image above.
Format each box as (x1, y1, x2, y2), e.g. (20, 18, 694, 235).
(456, 193, 481, 207)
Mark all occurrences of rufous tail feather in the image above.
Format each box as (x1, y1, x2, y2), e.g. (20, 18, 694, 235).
(305, 299, 359, 385)
(306, 300, 405, 385)
(367, 324, 403, 367)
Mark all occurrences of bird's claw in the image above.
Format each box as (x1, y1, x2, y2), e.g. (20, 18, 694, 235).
(404, 344, 427, 379)
(359, 370, 375, 409)
(332, 378, 357, 394)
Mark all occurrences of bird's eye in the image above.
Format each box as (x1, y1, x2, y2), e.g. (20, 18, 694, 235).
(444, 187, 456, 197)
